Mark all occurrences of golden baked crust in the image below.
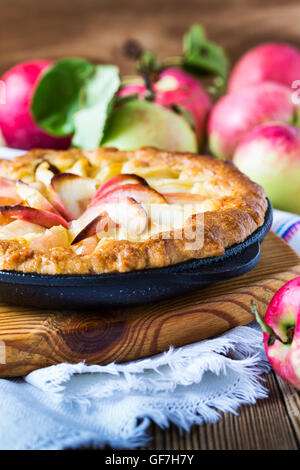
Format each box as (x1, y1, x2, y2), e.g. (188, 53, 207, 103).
(0, 147, 268, 274)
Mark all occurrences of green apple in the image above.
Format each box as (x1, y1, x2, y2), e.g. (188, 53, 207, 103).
(101, 100, 197, 153)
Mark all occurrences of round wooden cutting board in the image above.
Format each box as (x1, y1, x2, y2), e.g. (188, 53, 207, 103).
(0, 231, 299, 377)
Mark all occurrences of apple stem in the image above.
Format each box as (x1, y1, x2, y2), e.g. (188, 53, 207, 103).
(250, 301, 289, 346)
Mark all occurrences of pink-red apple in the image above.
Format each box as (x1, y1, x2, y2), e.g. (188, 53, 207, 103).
(208, 81, 295, 159)
(0, 60, 71, 150)
(119, 68, 211, 148)
(252, 276, 300, 390)
(233, 123, 300, 214)
(229, 42, 300, 92)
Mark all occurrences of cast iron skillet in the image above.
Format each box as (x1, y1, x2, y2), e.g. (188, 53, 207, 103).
(0, 200, 273, 309)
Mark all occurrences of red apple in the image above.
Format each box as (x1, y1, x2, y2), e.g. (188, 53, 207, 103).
(233, 123, 300, 214)
(252, 276, 300, 390)
(229, 42, 300, 92)
(208, 81, 295, 159)
(0, 60, 71, 150)
(119, 67, 211, 148)
(0, 205, 69, 229)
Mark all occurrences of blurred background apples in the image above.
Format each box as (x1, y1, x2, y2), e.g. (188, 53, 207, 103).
(0, 8, 299, 216)
(0, 60, 71, 150)
(208, 81, 296, 160)
(229, 42, 300, 92)
(101, 99, 197, 152)
(120, 67, 211, 149)
(233, 123, 300, 214)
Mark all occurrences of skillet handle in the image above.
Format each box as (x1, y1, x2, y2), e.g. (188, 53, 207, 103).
(166, 242, 260, 285)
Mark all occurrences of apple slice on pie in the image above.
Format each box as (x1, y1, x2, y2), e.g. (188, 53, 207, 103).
(0, 205, 69, 229)
(0, 178, 22, 205)
(51, 173, 97, 220)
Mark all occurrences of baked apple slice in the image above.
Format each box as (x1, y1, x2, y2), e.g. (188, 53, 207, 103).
(0, 178, 22, 205)
(29, 225, 70, 250)
(71, 196, 148, 242)
(35, 160, 60, 186)
(99, 184, 167, 205)
(16, 180, 59, 214)
(67, 157, 91, 177)
(47, 186, 72, 222)
(92, 173, 149, 203)
(71, 212, 116, 245)
(51, 173, 97, 220)
(72, 235, 99, 255)
(0, 205, 69, 229)
(0, 219, 46, 240)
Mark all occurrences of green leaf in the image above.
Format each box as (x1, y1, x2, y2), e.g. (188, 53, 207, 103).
(31, 58, 95, 137)
(72, 65, 120, 149)
(136, 50, 161, 76)
(182, 24, 229, 80)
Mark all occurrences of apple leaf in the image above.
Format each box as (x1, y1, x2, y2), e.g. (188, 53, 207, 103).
(32, 59, 121, 149)
(182, 24, 229, 81)
(31, 58, 95, 137)
(72, 65, 120, 149)
(136, 50, 161, 76)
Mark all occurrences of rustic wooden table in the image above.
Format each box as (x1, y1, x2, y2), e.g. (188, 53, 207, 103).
(0, 0, 299, 450)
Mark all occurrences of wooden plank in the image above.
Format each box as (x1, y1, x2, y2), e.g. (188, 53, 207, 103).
(0, 0, 300, 77)
(145, 372, 299, 450)
(0, 232, 299, 377)
(276, 376, 300, 442)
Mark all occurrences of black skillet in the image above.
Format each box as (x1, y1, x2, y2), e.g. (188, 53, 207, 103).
(0, 200, 273, 309)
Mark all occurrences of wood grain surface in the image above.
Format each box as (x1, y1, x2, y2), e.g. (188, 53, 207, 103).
(143, 372, 300, 450)
(0, 0, 300, 77)
(0, 231, 299, 378)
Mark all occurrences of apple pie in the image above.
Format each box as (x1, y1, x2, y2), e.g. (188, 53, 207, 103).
(0, 147, 268, 274)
